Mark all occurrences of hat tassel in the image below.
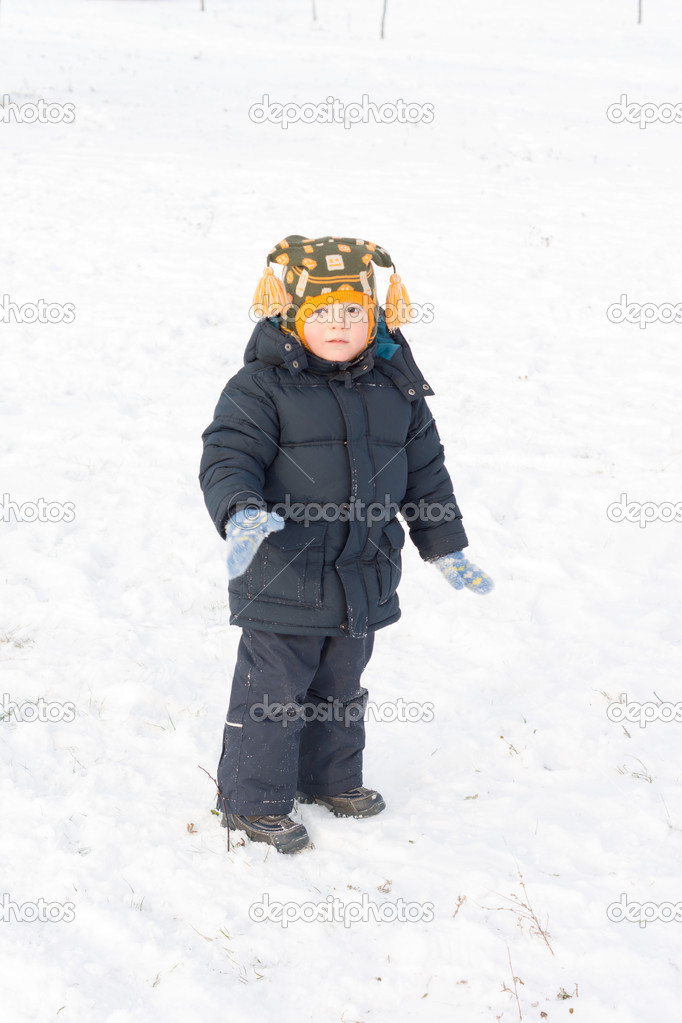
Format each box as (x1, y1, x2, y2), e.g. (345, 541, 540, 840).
(252, 266, 288, 318)
(385, 272, 413, 332)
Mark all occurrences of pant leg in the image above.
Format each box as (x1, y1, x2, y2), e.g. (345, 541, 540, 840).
(216, 628, 326, 815)
(297, 632, 375, 797)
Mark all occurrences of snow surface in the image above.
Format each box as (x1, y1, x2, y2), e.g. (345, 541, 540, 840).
(2, 0, 682, 1020)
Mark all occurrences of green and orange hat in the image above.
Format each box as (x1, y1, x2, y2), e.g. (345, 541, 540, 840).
(252, 234, 413, 350)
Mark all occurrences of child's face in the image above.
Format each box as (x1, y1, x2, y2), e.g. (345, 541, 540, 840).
(302, 302, 370, 361)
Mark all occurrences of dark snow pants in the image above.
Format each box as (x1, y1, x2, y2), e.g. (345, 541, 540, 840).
(216, 628, 375, 816)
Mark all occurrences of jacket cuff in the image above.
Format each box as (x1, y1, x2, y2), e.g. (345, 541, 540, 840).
(424, 549, 466, 563)
(418, 535, 469, 561)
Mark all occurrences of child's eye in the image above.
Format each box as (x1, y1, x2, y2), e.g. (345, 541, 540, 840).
(309, 308, 329, 323)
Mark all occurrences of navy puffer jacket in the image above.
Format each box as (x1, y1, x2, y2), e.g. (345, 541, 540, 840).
(199, 313, 468, 638)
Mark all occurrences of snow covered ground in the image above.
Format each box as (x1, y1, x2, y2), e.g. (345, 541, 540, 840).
(2, 0, 682, 1019)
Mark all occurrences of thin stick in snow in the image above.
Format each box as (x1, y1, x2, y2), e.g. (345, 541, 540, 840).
(502, 945, 523, 1020)
(198, 763, 230, 851)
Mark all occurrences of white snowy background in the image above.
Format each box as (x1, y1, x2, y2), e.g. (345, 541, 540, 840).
(2, 0, 682, 1019)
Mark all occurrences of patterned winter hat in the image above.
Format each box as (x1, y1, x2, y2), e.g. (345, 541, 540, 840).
(252, 235, 413, 348)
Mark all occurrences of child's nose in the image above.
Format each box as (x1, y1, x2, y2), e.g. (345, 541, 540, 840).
(332, 312, 351, 330)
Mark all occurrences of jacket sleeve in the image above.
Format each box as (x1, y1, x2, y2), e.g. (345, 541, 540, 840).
(199, 370, 280, 537)
(400, 396, 469, 559)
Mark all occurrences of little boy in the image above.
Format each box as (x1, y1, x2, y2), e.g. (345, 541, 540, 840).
(199, 235, 493, 854)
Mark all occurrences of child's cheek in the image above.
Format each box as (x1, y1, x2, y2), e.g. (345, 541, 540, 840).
(303, 321, 324, 348)
(354, 322, 369, 346)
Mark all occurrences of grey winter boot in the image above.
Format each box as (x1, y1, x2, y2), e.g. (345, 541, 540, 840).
(222, 812, 310, 854)
(296, 786, 386, 819)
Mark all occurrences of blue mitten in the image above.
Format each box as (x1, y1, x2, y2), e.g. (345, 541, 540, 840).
(224, 508, 285, 580)
(430, 551, 494, 595)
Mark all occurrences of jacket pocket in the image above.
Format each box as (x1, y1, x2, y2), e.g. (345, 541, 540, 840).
(375, 517, 405, 605)
(244, 521, 325, 609)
